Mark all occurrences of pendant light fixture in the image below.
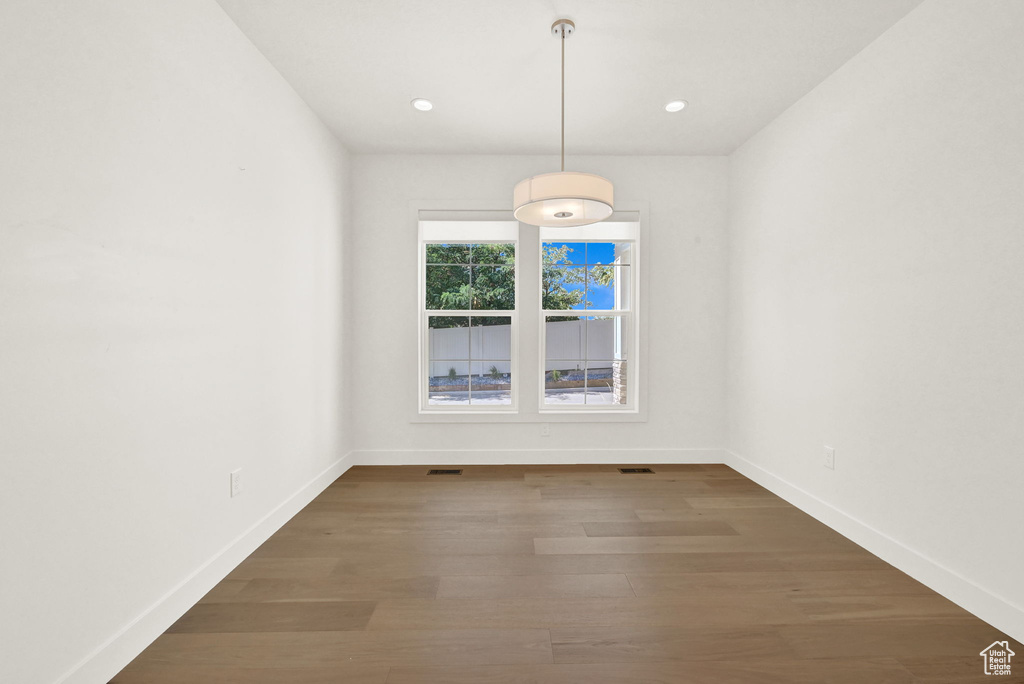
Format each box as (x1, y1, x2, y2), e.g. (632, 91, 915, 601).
(513, 19, 614, 228)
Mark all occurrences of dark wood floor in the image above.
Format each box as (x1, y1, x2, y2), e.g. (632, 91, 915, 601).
(112, 464, 1019, 683)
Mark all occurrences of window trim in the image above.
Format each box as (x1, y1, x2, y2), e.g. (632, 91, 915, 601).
(418, 221, 520, 414)
(412, 201, 649, 423)
(538, 222, 640, 414)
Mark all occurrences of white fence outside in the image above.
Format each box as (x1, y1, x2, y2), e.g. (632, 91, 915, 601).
(428, 319, 621, 377)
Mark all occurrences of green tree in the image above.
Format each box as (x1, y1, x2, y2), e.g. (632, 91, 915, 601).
(426, 243, 613, 329)
(426, 243, 514, 328)
(542, 244, 613, 321)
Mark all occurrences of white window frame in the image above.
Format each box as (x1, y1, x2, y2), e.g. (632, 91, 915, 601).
(418, 220, 520, 414)
(413, 203, 647, 423)
(538, 221, 640, 413)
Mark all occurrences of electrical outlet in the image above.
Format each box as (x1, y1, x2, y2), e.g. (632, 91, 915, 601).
(540, 423, 550, 437)
(823, 446, 835, 470)
(230, 468, 243, 497)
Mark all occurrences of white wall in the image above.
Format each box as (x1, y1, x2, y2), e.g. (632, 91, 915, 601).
(727, 0, 1024, 639)
(349, 155, 728, 459)
(0, 2, 351, 682)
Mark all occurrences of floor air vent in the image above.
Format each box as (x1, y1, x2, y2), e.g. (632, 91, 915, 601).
(427, 469, 463, 475)
(619, 467, 655, 474)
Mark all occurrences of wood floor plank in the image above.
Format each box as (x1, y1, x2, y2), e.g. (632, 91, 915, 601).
(137, 629, 552, 668)
(275, 519, 587, 539)
(253, 535, 535, 558)
(355, 509, 642, 524)
(385, 659, 916, 684)
(305, 496, 693, 513)
(166, 601, 376, 633)
(225, 558, 339, 581)
(534, 532, 856, 555)
(778, 622, 1006, 659)
(583, 521, 738, 537)
(196, 579, 249, 604)
(788, 594, 982, 622)
(322, 548, 895, 578)
(725, 518, 851, 541)
(633, 507, 810, 522)
(341, 465, 530, 482)
(626, 570, 933, 598)
(367, 594, 811, 630)
(773, 550, 896, 573)
(539, 484, 713, 499)
(316, 485, 542, 503)
(701, 478, 772, 491)
(524, 475, 726, 488)
(435, 574, 635, 599)
(227, 576, 439, 602)
(111, 663, 390, 684)
(523, 469, 748, 485)
(333, 551, 799, 577)
(632, 510, 857, 546)
(535, 536, 747, 555)
(686, 496, 793, 509)
(550, 626, 796, 663)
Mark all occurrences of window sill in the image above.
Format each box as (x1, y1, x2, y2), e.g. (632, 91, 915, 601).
(412, 409, 647, 424)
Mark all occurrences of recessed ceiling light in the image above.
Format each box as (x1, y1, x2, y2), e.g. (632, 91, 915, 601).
(665, 100, 687, 113)
(411, 98, 433, 111)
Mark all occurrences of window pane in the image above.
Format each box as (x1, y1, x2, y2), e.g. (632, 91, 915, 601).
(470, 363, 512, 406)
(584, 241, 631, 266)
(542, 315, 631, 407)
(428, 316, 469, 405)
(542, 265, 586, 310)
(470, 243, 515, 265)
(426, 265, 470, 309)
(545, 315, 584, 360)
(585, 361, 625, 405)
(543, 360, 585, 405)
(429, 316, 470, 358)
(584, 315, 631, 360)
(425, 342, 468, 405)
(470, 316, 511, 359)
(542, 242, 585, 265)
(426, 243, 470, 264)
(546, 316, 630, 363)
(428, 386, 469, 406)
(470, 266, 515, 310)
(421, 228, 520, 413)
(583, 316, 614, 359)
(539, 234, 636, 411)
(616, 266, 632, 310)
(585, 265, 629, 310)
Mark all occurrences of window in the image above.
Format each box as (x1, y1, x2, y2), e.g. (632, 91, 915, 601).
(541, 223, 637, 410)
(419, 221, 518, 412)
(418, 214, 639, 417)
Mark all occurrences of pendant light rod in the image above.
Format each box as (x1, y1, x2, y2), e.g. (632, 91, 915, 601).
(561, 31, 565, 172)
(551, 19, 574, 171)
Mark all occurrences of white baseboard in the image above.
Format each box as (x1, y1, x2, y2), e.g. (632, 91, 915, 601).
(58, 452, 355, 684)
(349, 448, 726, 466)
(724, 449, 1024, 642)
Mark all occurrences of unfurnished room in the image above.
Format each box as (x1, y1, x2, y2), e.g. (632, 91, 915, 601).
(1, 1, 1022, 682)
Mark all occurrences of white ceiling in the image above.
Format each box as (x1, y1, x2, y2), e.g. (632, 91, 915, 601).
(215, 0, 923, 156)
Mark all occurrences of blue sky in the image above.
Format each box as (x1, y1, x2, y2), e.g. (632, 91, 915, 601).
(545, 242, 620, 310)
